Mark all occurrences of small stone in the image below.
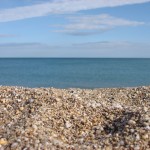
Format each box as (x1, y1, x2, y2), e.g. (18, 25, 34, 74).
(28, 99, 34, 103)
(17, 99, 22, 102)
(105, 146, 112, 150)
(130, 129, 135, 133)
(143, 122, 149, 127)
(135, 134, 140, 141)
(100, 126, 104, 131)
(11, 142, 18, 149)
(144, 115, 149, 121)
(128, 120, 136, 125)
(20, 107, 24, 111)
(1, 99, 6, 104)
(32, 125, 38, 131)
(142, 134, 149, 139)
(143, 107, 148, 112)
(16, 139, 21, 143)
(65, 121, 72, 128)
(16, 110, 20, 115)
(134, 145, 140, 150)
(55, 98, 61, 102)
(78, 138, 84, 144)
(113, 103, 123, 109)
(145, 126, 150, 130)
(0, 138, 8, 145)
(119, 140, 124, 146)
(95, 129, 102, 136)
(31, 108, 34, 112)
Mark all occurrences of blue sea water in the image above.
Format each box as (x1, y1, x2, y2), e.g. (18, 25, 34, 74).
(0, 58, 150, 88)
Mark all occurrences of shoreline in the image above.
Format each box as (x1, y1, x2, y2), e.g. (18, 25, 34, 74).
(0, 85, 149, 89)
(0, 86, 150, 149)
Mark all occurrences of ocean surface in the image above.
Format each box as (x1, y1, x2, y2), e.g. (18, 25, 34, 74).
(0, 58, 150, 89)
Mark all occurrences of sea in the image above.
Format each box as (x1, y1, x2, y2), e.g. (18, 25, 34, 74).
(0, 58, 150, 89)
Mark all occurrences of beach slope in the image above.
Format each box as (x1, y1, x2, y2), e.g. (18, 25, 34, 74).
(0, 86, 150, 149)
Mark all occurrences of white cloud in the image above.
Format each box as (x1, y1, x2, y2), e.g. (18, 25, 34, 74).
(0, 0, 150, 22)
(54, 14, 144, 35)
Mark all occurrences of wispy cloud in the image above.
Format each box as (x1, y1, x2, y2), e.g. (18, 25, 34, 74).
(0, 34, 17, 38)
(54, 14, 144, 35)
(0, 42, 46, 47)
(0, 42, 63, 57)
(0, 0, 150, 22)
(0, 41, 150, 58)
(73, 41, 136, 47)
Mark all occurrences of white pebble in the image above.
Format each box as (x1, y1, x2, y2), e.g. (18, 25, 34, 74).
(65, 121, 72, 128)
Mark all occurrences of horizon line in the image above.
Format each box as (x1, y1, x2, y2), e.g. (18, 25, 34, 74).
(0, 57, 150, 59)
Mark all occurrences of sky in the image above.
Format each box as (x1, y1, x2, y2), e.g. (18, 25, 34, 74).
(0, 0, 150, 58)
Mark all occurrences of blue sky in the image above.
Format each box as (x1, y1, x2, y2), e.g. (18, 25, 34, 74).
(0, 0, 150, 57)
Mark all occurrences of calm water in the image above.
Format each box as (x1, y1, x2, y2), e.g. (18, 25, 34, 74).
(0, 58, 150, 88)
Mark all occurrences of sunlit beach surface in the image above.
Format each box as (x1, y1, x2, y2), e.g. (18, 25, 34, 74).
(0, 86, 149, 149)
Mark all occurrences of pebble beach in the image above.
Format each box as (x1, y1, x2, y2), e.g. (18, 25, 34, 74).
(0, 86, 150, 150)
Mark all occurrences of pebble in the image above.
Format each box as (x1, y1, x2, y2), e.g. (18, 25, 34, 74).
(145, 126, 150, 131)
(135, 134, 140, 141)
(11, 142, 18, 149)
(20, 106, 24, 111)
(65, 121, 72, 128)
(119, 140, 125, 146)
(112, 103, 123, 109)
(144, 115, 149, 121)
(28, 98, 34, 103)
(32, 125, 38, 131)
(130, 129, 135, 133)
(128, 120, 136, 125)
(15, 110, 20, 115)
(142, 134, 149, 139)
(17, 99, 22, 102)
(0, 86, 150, 149)
(143, 107, 148, 112)
(0, 138, 8, 145)
(134, 145, 140, 150)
